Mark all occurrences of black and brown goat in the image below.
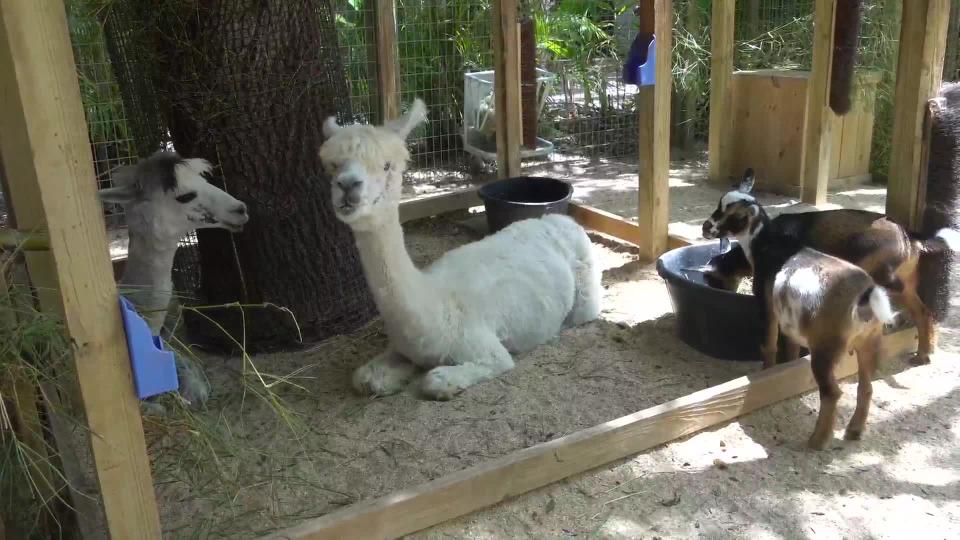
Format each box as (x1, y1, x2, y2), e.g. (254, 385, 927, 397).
(701, 169, 960, 367)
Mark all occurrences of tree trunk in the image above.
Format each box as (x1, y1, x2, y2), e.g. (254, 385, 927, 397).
(104, 1, 377, 350)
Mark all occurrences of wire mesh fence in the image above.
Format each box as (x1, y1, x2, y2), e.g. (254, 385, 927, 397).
(52, 0, 959, 231)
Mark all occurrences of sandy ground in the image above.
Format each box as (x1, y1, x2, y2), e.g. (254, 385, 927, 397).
(148, 155, 960, 539)
(153, 213, 758, 538)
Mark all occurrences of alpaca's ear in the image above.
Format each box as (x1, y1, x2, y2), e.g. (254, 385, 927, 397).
(323, 116, 341, 139)
(738, 168, 755, 193)
(179, 157, 213, 177)
(386, 98, 427, 139)
(97, 183, 140, 204)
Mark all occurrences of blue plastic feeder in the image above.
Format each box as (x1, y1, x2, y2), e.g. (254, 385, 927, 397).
(623, 33, 656, 87)
(118, 296, 178, 399)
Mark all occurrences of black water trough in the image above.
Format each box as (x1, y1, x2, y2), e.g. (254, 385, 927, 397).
(656, 241, 766, 362)
(478, 176, 573, 234)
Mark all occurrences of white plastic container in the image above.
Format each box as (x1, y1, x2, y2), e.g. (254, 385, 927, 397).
(463, 68, 556, 161)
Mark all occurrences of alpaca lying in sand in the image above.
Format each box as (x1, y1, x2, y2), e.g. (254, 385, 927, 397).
(319, 99, 602, 399)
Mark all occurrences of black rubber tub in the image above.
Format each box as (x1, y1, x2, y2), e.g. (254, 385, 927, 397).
(656, 241, 766, 362)
(478, 176, 573, 233)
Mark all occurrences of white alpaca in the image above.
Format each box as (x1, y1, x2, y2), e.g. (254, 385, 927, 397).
(319, 99, 602, 400)
(98, 150, 249, 407)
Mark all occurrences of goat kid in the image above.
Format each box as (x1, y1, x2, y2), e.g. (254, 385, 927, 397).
(767, 246, 896, 450)
(701, 168, 960, 367)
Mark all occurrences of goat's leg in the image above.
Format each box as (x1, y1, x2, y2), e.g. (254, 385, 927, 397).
(846, 332, 879, 441)
(896, 289, 935, 366)
(808, 346, 843, 450)
(422, 332, 515, 401)
(760, 310, 780, 369)
(353, 349, 418, 396)
(780, 338, 802, 364)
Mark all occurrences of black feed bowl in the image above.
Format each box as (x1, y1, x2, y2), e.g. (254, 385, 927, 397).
(657, 241, 795, 362)
(478, 176, 573, 234)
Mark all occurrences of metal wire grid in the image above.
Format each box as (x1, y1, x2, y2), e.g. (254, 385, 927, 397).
(396, 0, 495, 192)
(334, 0, 379, 125)
(67, 0, 139, 229)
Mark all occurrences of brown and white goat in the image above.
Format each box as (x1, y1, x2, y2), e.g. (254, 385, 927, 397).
(702, 169, 960, 367)
(768, 247, 896, 449)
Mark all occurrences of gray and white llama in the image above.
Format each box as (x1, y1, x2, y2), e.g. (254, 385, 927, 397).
(98, 150, 249, 408)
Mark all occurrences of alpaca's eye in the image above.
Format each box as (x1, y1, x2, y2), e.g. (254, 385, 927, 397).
(175, 192, 198, 204)
(383, 162, 391, 171)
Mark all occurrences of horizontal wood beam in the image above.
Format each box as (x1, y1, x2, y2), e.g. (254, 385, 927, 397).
(263, 328, 917, 540)
(399, 189, 482, 223)
(569, 203, 689, 251)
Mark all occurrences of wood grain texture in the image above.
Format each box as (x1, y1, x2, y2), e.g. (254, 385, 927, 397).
(708, 0, 735, 184)
(375, 0, 400, 122)
(492, 0, 522, 177)
(799, 0, 839, 205)
(399, 189, 481, 223)
(636, 0, 672, 262)
(0, 0, 161, 538)
(263, 328, 917, 540)
(888, 0, 950, 230)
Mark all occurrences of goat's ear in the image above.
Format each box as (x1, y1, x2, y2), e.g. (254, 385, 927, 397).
(386, 98, 427, 139)
(323, 116, 341, 139)
(738, 168, 755, 193)
(97, 183, 140, 205)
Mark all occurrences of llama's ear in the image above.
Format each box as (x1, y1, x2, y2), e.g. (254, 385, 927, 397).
(386, 98, 427, 139)
(323, 116, 341, 139)
(738, 168, 755, 193)
(97, 183, 140, 204)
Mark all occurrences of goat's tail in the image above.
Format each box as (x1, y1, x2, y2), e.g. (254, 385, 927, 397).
(914, 228, 960, 254)
(856, 286, 897, 324)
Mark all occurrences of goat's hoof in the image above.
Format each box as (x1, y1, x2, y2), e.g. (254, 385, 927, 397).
(843, 428, 863, 441)
(421, 369, 465, 401)
(807, 434, 831, 451)
(908, 354, 931, 367)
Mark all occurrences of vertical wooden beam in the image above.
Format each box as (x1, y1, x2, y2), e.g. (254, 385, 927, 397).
(492, 0, 522, 178)
(375, 0, 400, 122)
(636, 0, 673, 262)
(708, 0, 735, 184)
(799, 0, 839, 205)
(0, 1, 161, 538)
(887, 0, 950, 229)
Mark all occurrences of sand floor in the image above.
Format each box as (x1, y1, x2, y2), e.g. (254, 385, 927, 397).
(148, 154, 960, 539)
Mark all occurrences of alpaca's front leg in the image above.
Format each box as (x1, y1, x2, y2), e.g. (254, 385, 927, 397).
(353, 349, 418, 396)
(422, 333, 514, 400)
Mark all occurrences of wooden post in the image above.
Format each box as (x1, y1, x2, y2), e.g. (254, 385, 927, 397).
(492, 0, 522, 178)
(887, 0, 950, 229)
(708, 0, 735, 184)
(636, 0, 672, 262)
(799, 0, 839, 205)
(375, 0, 400, 122)
(0, 1, 161, 538)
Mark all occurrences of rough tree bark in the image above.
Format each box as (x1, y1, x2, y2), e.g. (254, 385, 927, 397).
(104, 1, 377, 350)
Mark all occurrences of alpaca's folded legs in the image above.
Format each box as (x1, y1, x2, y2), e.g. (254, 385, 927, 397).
(566, 256, 603, 327)
(353, 349, 417, 396)
(422, 333, 514, 401)
(177, 354, 211, 407)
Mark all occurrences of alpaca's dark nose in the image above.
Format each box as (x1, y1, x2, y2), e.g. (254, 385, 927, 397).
(233, 202, 247, 216)
(337, 177, 362, 205)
